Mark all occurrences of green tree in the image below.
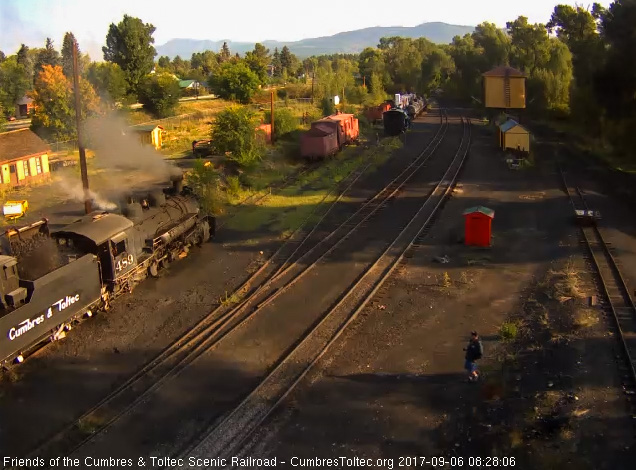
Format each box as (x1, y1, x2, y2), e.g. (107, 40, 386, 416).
(103, 15, 157, 96)
(280, 46, 296, 77)
(208, 61, 259, 103)
(263, 108, 298, 139)
(34, 38, 61, 79)
(358, 47, 386, 88)
(157, 56, 171, 70)
(16, 44, 34, 88)
(0, 56, 31, 114)
(86, 61, 128, 105)
(219, 42, 231, 63)
(61, 32, 79, 78)
(137, 72, 180, 118)
(0, 51, 5, 63)
(472, 22, 511, 70)
(272, 47, 281, 77)
(506, 16, 550, 75)
(420, 48, 455, 94)
(210, 106, 264, 168)
(245, 43, 269, 83)
(190, 50, 218, 76)
(30, 64, 100, 140)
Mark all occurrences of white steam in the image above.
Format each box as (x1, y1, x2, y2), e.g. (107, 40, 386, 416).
(83, 114, 182, 181)
(54, 175, 118, 211)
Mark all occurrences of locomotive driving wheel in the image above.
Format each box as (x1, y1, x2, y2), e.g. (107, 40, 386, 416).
(149, 262, 159, 277)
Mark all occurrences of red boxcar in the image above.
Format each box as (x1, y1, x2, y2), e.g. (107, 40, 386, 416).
(323, 113, 359, 147)
(300, 126, 338, 160)
(364, 103, 391, 123)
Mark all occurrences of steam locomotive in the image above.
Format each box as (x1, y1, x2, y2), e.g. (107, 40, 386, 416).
(0, 174, 215, 367)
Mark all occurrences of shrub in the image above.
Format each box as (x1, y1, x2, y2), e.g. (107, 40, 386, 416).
(138, 72, 181, 118)
(211, 106, 265, 169)
(225, 175, 242, 198)
(186, 159, 222, 214)
(320, 97, 335, 117)
(499, 322, 518, 341)
(263, 108, 299, 139)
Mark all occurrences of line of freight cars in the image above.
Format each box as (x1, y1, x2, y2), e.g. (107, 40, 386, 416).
(300, 113, 360, 161)
(383, 94, 428, 136)
(0, 173, 215, 367)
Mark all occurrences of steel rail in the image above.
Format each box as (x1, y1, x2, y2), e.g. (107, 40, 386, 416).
(172, 116, 471, 468)
(558, 166, 636, 417)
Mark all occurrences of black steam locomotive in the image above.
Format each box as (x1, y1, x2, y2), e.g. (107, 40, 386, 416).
(0, 174, 214, 367)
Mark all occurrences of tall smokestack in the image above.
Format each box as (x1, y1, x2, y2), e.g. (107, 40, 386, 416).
(72, 37, 91, 214)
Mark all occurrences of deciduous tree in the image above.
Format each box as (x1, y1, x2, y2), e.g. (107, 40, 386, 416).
(208, 61, 259, 103)
(210, 106, 263, 168)
(30, 64, 100, 140)
(86, 61, 128, 105)
(103, 15, 157, 96)
(137, 72, 180, 118)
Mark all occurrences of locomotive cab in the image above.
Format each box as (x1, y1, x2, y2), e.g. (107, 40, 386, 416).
(0, 256, 26, 310)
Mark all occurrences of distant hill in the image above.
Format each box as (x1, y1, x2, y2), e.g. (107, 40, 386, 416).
(156, 22, 474, 59)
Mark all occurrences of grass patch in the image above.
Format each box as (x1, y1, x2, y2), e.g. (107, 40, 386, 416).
(219, 290, 244, 306)
(77, 414, 103, 435)
(224, 136, 400, 234)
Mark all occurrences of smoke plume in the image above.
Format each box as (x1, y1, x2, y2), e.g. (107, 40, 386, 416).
(53, 175, 118, 211)
(83, 114, 182, 181)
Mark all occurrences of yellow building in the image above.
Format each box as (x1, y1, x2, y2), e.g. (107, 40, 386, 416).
(482, 66, 526, 109)
(498, 119, 530, 152)
(130, 124, 163, 150)
(0, 128, 51, 187)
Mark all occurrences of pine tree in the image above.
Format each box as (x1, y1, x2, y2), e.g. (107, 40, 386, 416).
(61, 32, 79, 77)
(219, 42, 231, 62)
(272, 47, 281, 77)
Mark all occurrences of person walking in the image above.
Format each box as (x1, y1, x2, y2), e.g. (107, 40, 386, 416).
(464, 331, 483, 382)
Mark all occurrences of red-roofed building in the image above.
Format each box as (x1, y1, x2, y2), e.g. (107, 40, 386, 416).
(0, 129, 51, 187)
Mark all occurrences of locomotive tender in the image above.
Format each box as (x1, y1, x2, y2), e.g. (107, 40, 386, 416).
(0, 174, 215, 367)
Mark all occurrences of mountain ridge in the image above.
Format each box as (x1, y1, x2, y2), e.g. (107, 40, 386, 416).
(155, 22, 474, 59)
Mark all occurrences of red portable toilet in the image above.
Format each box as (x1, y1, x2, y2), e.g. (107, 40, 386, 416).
(463, 206, 495, 247)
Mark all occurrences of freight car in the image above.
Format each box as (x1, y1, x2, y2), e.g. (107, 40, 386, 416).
(300, 113, 360, 160)
(0, 173, 215, 367)
(383, 108, 411, 136)
(364, 102, 392, 124)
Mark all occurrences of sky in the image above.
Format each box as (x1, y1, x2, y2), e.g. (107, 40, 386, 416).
(0, 0, 614, 60)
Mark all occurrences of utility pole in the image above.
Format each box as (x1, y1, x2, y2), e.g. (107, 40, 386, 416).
(270, 91, 275, 144)
(72, 38, 91, 214)
(363, 76, 366, 88)
(311, 70, 315, 104)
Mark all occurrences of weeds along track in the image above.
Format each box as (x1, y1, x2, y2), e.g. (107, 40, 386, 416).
(22, 111, 446, 466)
(217, 161, 321, 231)
(175, 116, 472, 468)
(58, 110, 460, 462)
(559, 167, 636, 423)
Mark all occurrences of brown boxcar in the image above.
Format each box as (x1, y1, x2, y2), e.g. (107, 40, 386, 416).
(300, 126, 338, 160)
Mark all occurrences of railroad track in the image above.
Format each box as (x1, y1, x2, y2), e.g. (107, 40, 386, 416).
(558, 166, 636, 421)
(22, 111, 447, 467)
(172, 115, 472, 468)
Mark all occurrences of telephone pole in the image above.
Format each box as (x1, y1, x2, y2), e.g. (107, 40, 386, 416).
(270, 91, 275, 144)
(72, 38, 91, 214)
